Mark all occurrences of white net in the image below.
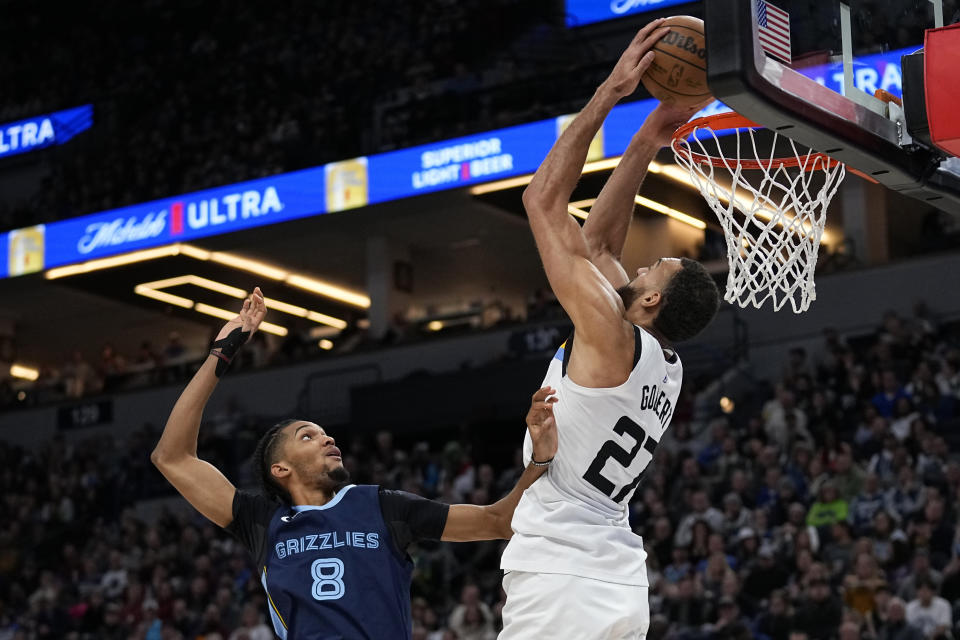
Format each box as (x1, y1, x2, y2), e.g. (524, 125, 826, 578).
(673, 121, 846, 313)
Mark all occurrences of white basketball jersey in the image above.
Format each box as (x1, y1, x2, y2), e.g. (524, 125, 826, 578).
(500, 325, 682, 585)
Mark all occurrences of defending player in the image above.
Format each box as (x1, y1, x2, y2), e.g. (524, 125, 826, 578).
(151, 287, 559, 640)
(498, 19, 721, 639)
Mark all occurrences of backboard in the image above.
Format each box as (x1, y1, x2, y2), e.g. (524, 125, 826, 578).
(705, 0, 960, 214)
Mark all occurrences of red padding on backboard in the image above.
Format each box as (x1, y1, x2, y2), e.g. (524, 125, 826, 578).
(925, 22, 960, 157)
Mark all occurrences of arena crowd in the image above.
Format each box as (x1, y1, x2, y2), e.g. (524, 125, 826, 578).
(0, 303, 959, 639)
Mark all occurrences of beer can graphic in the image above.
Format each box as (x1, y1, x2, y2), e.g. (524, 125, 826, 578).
(8, 225, 45, 276)
(556, 115, 605, 162)
(325, 157, 369, 213)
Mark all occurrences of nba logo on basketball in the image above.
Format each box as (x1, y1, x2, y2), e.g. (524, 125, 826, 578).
(8, 225, 45, 276)
(325, 158, 369, 213)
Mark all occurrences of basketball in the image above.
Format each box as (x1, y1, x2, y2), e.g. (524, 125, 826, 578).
(641, 16, 711, 108)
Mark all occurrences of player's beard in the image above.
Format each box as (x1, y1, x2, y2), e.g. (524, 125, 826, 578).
(328, 465, 350, 485)
(616, 283, 642, 311)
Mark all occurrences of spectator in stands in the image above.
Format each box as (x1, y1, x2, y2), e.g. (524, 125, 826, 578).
(873, 370, 911, 418)
(849, 473, 886, 534)
(898, 549, 943, 603)
(870, 510, 909, 571)
(675, 488, 724, 546)
(887, 465, 927, 523)
(742, 543, 788, 609)
(879, 596, 925, 640)
(62, 349, 98, 398)
(663, 574, 708, 628)
(842, 551, 887, 616)
(905, 577, 952, 639)
(755, 589, 793, 640)
(763, 386, 810, 450)
(807, 480, 849, 528)
(164, 332, 186, 361)
(793, 578, 844, 640)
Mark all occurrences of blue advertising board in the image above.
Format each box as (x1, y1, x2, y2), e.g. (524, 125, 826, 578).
(0, 48, 911, 279)
(366, 119, 560, 204)
(0, 104, 94, 161)
(42, 166, 326, 269)
(0, 232, 7, 279)
(565, 0, 692, 27)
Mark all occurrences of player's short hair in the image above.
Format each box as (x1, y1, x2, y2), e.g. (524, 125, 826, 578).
(252, 418, 299, 505)
(653, 258, 720, 342)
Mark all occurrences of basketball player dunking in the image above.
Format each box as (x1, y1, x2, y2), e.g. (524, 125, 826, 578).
(152, 288, 559, 639)
(499, 20, 721, 640)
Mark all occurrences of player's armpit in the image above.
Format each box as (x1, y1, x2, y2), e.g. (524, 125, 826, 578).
(525, 201, 630, 349)
(585, 247, 631, 290)
(150, 453, 237, 528)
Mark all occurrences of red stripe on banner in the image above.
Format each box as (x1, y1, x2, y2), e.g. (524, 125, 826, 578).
(767, 21, 790, 38)
(760, 28, 790, 48)
(758, 33, 789, 53)
(766, 4, 788, 19)
(758, 34, 791, 61)
(170, 201, 183, 235)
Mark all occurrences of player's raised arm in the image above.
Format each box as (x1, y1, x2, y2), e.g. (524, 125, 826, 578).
(150, 287, 267, 528)
(583, 102, 707, 289)
(440, 387, 558, 541)
(522, 21, 667, 343)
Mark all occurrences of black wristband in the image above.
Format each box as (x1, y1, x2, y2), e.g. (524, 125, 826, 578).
(531, 455, 554, 467)
(210, 326, 250, 377)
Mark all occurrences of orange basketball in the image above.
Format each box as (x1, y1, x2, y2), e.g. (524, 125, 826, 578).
(641, 16, 712, 108)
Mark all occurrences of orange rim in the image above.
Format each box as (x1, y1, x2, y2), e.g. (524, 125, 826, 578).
(671, 112, 841, 171)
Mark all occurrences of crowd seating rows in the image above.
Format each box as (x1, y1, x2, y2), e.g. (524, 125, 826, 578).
(1, 305, 959, 639)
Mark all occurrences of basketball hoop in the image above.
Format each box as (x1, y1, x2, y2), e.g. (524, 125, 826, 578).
(671, 112, 846, 313)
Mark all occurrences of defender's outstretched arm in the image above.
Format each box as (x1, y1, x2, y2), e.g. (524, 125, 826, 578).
(151, 288, 267, 528)
(441, 387, 559, 541)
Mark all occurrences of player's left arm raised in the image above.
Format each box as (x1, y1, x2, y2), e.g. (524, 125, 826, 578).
(523, 21, 668, 346)
(441, 387, 558, 541)
(582, 102, 707, 288)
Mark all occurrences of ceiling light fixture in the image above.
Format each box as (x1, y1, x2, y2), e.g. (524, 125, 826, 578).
(46, 245, 182, 279)
(193, 302, 288, 336)
(634, 196, 707, 230)
(10, 364, 39, 381)
(209, 252, 289, 280)
(135, 274, 348, 330)
(566, 195, 706, 230)
(45, 242, 370, 308)
(285, 275, 370, 308)
(133, 285, 194, 308)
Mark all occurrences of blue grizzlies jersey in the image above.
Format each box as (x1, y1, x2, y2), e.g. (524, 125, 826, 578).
(227, 484, 448, 640)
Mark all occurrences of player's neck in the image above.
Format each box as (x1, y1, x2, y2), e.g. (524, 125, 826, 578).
(628, 315, 671, 348)
(289, 485, 340, 507)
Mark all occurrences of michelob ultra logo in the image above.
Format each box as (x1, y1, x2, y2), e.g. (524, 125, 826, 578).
(8, 225, 45, 276)
(0, 120, 54, 155)
(556, 115, 605, 162)
(325, 158, 369, 213)
(76, 186, 284, 255)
